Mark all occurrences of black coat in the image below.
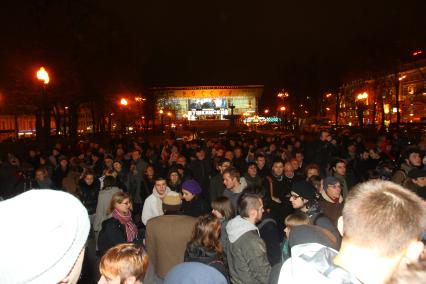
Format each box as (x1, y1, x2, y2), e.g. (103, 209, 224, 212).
(181, 197, 210, 218)
(184, 245, 229, 283)
(98, 217, 140, 256)
(78, 179, 100, 215)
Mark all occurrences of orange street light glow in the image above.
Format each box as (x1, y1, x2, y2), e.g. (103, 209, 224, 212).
(120, 98, 128, 106)
(167, 112, 172, 116)
(280, 106, 286, 111)
(325, 93, 332, 98)
(159, 109, 164, 114)
(36, 67, 50, 84)
(264, 109, 269, 114)
(398, 75, 406, 81)
(357, 92, 368, 100)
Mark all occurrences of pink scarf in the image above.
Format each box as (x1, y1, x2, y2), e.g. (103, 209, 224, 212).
(112, 208, 138, 242)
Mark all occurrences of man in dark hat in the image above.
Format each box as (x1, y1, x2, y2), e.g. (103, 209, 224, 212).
(319, 176, 344, 226)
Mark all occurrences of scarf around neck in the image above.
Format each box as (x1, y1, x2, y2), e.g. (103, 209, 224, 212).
(112, 208, 138, 242)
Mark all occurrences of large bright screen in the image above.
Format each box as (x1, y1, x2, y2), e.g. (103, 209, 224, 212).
(188, 98, 227, 110)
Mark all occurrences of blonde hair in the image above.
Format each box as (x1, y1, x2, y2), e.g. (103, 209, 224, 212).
(100, 243, 148, 282)
(284, 212, 310, 229)
(108, 192, 130, 214)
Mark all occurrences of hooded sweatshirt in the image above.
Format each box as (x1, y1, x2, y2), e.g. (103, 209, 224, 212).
(278, 243, 362, 284)
(141, 186, 171, 225)
(225, 216, 271, 284)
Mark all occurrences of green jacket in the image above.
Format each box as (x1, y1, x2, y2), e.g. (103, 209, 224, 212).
(226, 216, 271, 284)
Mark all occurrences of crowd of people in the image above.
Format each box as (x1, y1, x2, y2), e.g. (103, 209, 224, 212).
(0, 129, 426, 284)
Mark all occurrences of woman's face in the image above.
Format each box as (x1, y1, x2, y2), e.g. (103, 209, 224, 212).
(84, 174, 94, 186)
(146, 166, 155, 177)
(115, 198, 131, 215)
(182, 189, 194, 202)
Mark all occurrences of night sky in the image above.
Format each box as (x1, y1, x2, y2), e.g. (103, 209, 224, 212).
(0, 0, 425, 108)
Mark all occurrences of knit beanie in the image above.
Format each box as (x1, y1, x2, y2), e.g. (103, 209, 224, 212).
(292, 181, 316, 201)
(182, 179, 202, 196)
(0, 190, 90, 284)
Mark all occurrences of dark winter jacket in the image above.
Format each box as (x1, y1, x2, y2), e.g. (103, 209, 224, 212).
(184, 245, 229, 282)
(97, 217, 140, 256)
(78, 179, 100, 215)
(181, 197, 210, 218)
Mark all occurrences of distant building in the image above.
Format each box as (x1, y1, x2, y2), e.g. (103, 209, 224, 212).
(325, 59, 426, 126)
(153, 85, 263, 121)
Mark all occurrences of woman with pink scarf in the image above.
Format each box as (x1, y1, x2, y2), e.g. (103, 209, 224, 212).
(98, 192, 141, 256)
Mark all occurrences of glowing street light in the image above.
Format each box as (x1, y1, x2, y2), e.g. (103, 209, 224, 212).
(398, 75, 406, 81)
(36, 67, 50, 85)
(280, 106, 286, 111)
(264, 109, 269, 114)
(356, 92, 368, 100)
(159, 109, 164, 114)
(277, 91, 289, 98)
(167, 112, 172, 117)
(325, 93, 332, 98)
(120, 98, 128, 106)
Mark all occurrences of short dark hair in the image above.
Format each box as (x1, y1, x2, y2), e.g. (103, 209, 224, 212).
(103, 176, 116, 189)
(238, 192, 262, 218)
(223, 167, 240, 181)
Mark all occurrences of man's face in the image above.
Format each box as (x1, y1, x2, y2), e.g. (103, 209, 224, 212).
(234, 148, 242, 158)
(272, 162, 284, 176)
(334, 162, 346, 176)
(256, 157, 266, 169)
(327, 183, 342, 199)
(320, 131, 330, 141)
(284, 162, 294, 176)
(196, 150, 205, 160)
(169, 172, 180, 184)
(113, 162, 122, 172)
(407, 153, 422, 167)
(254, 199, 264, 222)
(224, 151, 234, 161)
(35, 171, 45, 181)
(289, 191, 306, 209)
(247, 164, 257, 177)
(155, 180, 167, 196)
(84, 175, 94, 185)
(131, 151, 140, 161)
(295, 153, 303, 163)
(104, 158, 113, 168)
(223, 173, 237, 190)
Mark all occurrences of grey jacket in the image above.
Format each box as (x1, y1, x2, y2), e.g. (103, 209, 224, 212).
(226, 216, 271, 284)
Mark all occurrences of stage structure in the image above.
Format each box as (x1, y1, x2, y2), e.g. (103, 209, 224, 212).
(152, 85, 263, 121)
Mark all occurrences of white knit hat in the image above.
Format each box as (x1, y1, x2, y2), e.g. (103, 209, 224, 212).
(0, 190, 90, 283)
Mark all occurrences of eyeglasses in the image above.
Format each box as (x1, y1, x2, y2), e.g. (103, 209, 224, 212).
(287, 193, 302, 200)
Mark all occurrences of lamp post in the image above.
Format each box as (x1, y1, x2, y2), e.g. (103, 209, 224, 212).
(159, 109, 164, 133)
(280, 106, 286, 129)
(356, 92, 368, 128)
(119, 98, 128, 133)
(229, 104, 236, 129)
(36, 67, 50, 143)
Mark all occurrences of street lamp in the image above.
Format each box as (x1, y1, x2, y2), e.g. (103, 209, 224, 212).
(36, 67, 50, 85)
(279, 106, 286, 128)
(264, 109, 269, 115)
(120, 98, 128, 106)
(355, 92, 368, 128)
(159, 109, 164, 133)
(36, 67, 50, 142)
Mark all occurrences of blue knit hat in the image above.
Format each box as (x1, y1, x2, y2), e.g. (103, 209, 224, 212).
(182, 179, 202, 196)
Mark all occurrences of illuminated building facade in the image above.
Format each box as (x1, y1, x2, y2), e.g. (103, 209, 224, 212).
(152, 85, 263, 121)
(325, 59, 426, 126)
